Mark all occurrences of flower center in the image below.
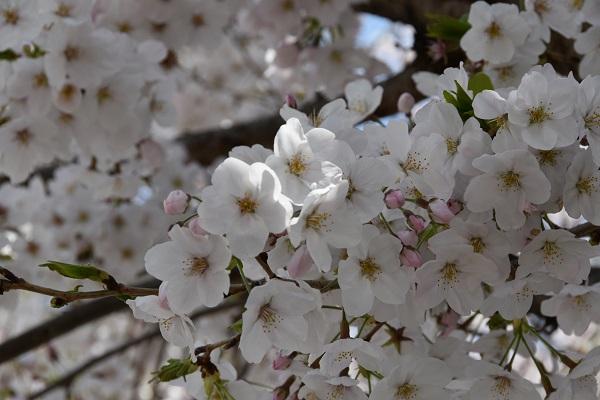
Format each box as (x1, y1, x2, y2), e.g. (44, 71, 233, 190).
(33, 73, 48, 88)
(121, 247, 134, 260)
(493, 376, 512, 396)
(350, 99, 368, 114)
(259, 304, 281, 333)
(305, 211, 330, 231)
(395, 383, 418, 399)
(440, 262, 459, 285)
(534, 0, 550, 14)
(537, 149, 559, 166)
(359, 257, 381, 281)
(117, 21, 133, 33)
(328, 385, 345, 400)
(63, 46, 80, 62)
(446, 138, 459, 155)
(55, 3, 73, 17)
(584, 110, 600, 129)
(403, 152, 426, 173)
(2, 8, 19, 25)
(346, 179, 356, 200)
(59, 83, 77, 102)
(309, 110, 323, 127)
(485, 21, 502, 39)
(236, 194, 258, 214)
(281, 0, 295, 11)
(495, 67, 514, 83)
(470, 237, 486, 253)
(528, 105, 552, 125)
(542, 241, 561, 263)
(192, 13, 205, 27)
(570, 0, 584, 9)
(576, 176, 598, 195)
(97, 87, 112, 105)
(13, 129, 31, 146)
(185, 257, 209, 276)
(288, 153, 307, 176)
(499, 170, 521, 191)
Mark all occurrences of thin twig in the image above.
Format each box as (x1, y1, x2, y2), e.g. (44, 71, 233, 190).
(27, 296, 245, 399)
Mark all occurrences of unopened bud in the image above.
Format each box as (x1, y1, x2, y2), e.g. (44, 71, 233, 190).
(189, 217, 208, 237)
(163, 190, 189, 215)
(440, 309, 460, 336)
(385, 190, 405, 209)
(285, 94, 298, 109)
(447, 199, 462, 215)
(429, 199, 455, 224)
(397, 230, 418, 247)
(400, 248, 423, 268)
(408, 215, 426, 234)
(272, 354, 292, 370)
(397, 92, 415, 114)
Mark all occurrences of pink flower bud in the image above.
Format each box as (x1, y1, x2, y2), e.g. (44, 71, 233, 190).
(440, 309, 460, 337)
(385, 190, 405, 209)
(272, 354, 292, 370)
(163, 190, 189, 215)
(285, 94, 298, 109)
(397, 92, 415, 114)
(400, 248, 423, 268)
(408, 215, 426, 234)
(287, 245, 313, 279)
(397, 230, 418, 247)
(429, 199, 455, 224)
(447, 199, 462, 215)
(189, 217, 208, 237)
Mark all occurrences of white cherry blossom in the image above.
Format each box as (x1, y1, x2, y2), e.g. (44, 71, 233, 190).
(144, 225, 231, 314)
(197, 157, 293, 258)
(461, 1, 529, 63)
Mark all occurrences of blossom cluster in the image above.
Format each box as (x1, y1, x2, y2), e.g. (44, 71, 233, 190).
(0, 0, 386, 184)
(123, 1, 600, 398)
(3, 0, 600, 399)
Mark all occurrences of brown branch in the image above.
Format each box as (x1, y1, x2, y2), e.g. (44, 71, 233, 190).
(569, 222, 599, 238)
(194, 334, 241, 358)
(0, 265, 246, 306)
(0, 276, 158, 305)
(27, 296, 245, 400)
(0, 276, 161, 365)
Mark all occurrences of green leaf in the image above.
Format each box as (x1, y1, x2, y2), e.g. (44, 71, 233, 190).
(227, 256, 241, 271)
(416, 223, 441, 249)
(22, 43, 46, 58)
(0, 49, 19, 61)
(426, 14, 470, 42)
(151, 358, 198, 383)
(229, 318, 243, 334)
(454, 80, 472, 110)
(468, 72, 494, 95)
(443, 90, 458, 107)
(39, 261, 119, 289)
